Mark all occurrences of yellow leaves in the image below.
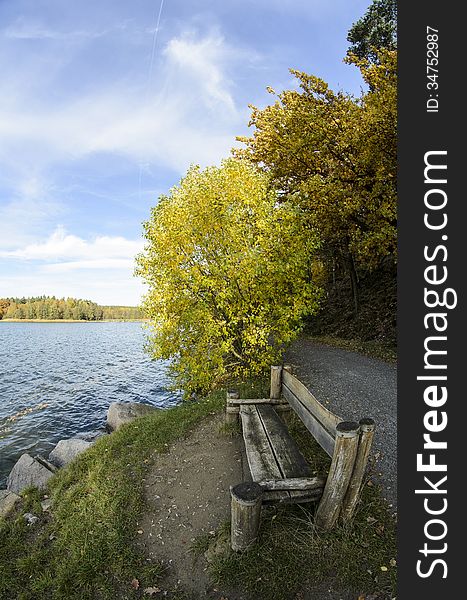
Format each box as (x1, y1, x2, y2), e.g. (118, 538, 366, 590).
(136, 159, 321, 394)
(237, 51, 397, 272)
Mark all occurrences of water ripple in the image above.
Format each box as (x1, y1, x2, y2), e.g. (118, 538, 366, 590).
(0, 322, 181, 485)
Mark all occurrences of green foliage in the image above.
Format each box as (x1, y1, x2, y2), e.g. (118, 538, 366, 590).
(101, 305, 142, 320)
(136, 159, 321, 394)
(235, 50, 397, 274)
(347, 0, 397, 62)
(0, 297, 141, 321)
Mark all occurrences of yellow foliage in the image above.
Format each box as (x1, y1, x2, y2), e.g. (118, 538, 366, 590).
(235, 50, 397, 272)
(136, 159, 321, 394)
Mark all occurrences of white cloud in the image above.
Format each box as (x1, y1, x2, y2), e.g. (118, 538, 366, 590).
(0, 226, 143, 264)
(0, 271, 145, 306)
(164, 32, 237, 112)
(43, 259, 136, 272)
(0, 227, 145, 305)
(0, 29, 250, 175)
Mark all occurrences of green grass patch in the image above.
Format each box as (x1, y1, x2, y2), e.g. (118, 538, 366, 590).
(0, 390, 225, 599)
(202, 413, 397, 600)
(0, 377, 269, 600)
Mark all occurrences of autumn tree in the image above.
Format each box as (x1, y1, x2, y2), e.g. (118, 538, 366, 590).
(347, 0, 397, 63)
(136, 159, 321, 394)
(0, 299, 10, 319)
(235, 50, 396, 313)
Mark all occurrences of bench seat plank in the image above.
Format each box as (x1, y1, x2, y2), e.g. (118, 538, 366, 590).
(256, 404, 312, 479)
(240, 404, 321, 504)
(240, 405, 288, 502)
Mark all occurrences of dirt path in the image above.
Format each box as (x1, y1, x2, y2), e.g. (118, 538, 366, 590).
(135, 339, 396, 598)
(136, 414, 247, 599)
(285, 338, 397, 509)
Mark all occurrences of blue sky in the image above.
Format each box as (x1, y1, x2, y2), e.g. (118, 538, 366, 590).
(0, 0, 370, 306)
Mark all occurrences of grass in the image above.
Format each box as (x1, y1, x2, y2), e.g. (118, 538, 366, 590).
(197, 413, 397, 600)
(0, 376, 396, 600)
(0, 378, 268, 600)
(0, 392, 223, 599)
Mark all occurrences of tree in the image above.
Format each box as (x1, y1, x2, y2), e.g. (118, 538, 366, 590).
(347, 0, 397, 63)
(0, 299, 10, 319)
(136, 159, 321, 394)
(235, 50, 396, 313)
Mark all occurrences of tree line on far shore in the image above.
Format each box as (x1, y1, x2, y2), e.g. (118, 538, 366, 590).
(0, 297, 141, 321)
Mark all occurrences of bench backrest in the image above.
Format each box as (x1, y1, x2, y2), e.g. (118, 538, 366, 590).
(274, 365, 343, 457)
(267, 364, 375, 529)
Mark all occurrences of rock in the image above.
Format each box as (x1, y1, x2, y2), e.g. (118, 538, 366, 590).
(76, 430, 107, 443)
(106, 402, 159, 431)
(41, 498, 53, 512)
(36, 456, 58, 473)
(48, 438, 92, 467)
(23, 512, 39, 525)
(0, 489, 21, 518)
(6, 453, 55, 494)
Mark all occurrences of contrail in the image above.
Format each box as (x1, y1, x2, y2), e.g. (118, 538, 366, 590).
(139, 0, 166, 203)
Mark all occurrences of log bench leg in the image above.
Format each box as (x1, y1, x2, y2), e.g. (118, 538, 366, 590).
(225, 390, 240, 425)
(230, 482, 263, 551)
(341, 418, 375, 521)
(315, 421, 360, 530)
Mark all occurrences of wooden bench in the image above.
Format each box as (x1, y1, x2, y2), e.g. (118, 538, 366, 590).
(226, 365, 375, 551)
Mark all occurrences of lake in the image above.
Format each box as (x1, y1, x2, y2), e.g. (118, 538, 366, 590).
(0, 321, 180, 486)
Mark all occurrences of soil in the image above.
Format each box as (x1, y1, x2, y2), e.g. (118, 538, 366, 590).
(136, 414, 248, 599)
(307, 263, 397, 349)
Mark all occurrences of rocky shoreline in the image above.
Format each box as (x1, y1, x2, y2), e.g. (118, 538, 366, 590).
(0, 401, 159, 518)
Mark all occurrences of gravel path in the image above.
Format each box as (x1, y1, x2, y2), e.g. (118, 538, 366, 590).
(285, 339, 397, 509)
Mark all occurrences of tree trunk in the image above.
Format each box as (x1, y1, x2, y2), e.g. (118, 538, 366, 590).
(344, 251, 359, 315)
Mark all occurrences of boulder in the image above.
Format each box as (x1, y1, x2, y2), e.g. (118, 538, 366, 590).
(76, 430, 107, 443)
(0, 489, 21, 518)
(48, 438, 92, 468)
(106, 402, 159, 431)
(6, 453, 55, 494)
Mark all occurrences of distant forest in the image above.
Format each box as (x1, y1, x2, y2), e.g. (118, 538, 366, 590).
(0, 297, 142, 321)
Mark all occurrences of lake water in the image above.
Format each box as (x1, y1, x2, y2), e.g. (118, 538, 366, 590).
(0, 322, 180, 486)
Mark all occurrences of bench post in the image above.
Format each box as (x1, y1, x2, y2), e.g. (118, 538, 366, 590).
(225, 389, 240, 425)
(273, 364, 293, 424)
(230, 482, 263, 551)
(341, 418, 375, 521)
(315, 421, 360, 530)
(270, 365, 283, 399)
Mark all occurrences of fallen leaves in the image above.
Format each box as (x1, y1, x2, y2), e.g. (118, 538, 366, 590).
(143, 587, 161, 596)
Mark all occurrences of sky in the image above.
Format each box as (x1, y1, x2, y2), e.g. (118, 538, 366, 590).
(0, 0, 371, 306)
